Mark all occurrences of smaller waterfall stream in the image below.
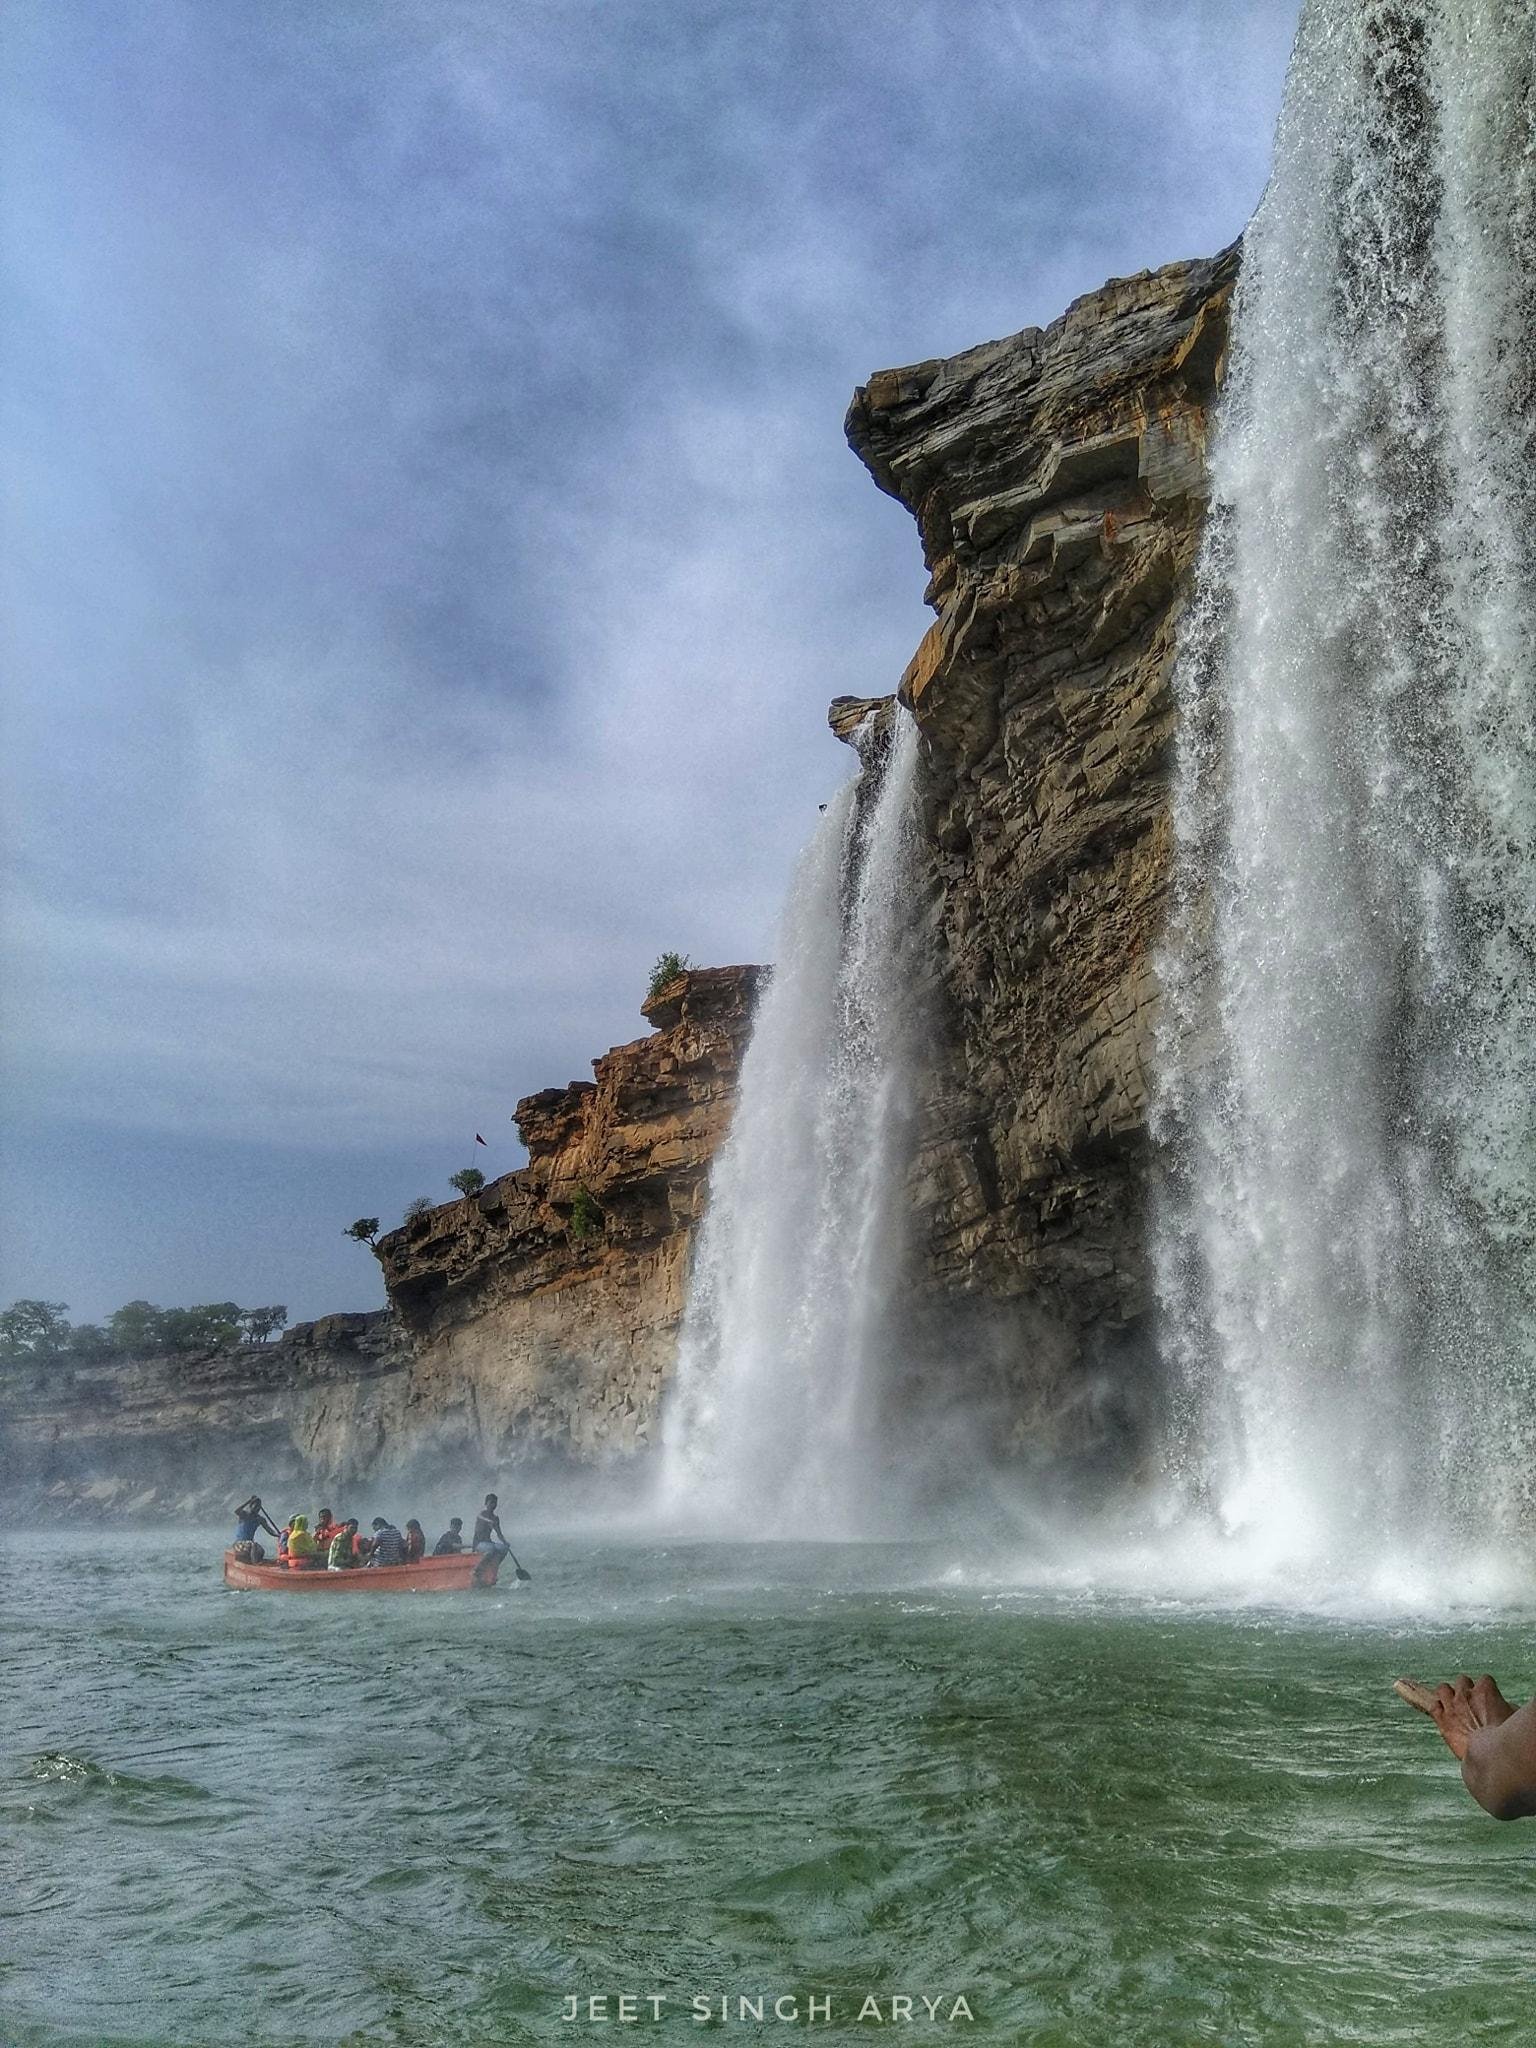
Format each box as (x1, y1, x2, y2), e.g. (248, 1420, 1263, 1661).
(659, 708, 923, 1538)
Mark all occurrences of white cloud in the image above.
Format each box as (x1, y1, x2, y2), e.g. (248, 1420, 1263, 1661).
(3, 0, 1300, 1209)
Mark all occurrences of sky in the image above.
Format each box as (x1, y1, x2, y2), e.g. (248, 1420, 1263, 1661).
(1, 0, 1303, 1327)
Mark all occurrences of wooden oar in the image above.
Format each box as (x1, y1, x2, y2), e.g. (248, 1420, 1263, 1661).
(507, 1549, 532, 1583)
(1394, 1677, 1441, 1716)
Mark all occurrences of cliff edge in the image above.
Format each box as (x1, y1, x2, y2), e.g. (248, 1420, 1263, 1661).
(847, 248, 1235, 1468)
(2, 967, 762, 1519)
(373, 964, 764, 1473)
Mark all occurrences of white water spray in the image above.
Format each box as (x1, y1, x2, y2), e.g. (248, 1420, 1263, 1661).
(1155, 0, 1536, 1589)
(659, 709, 924, 1537)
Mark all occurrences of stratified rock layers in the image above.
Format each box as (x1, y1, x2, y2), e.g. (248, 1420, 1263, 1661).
(373, 966, 764, 1473)
(847, 249, 1234, 1467)
(0, 1314, 412, 1522)
(7, 255, 1235, 1517)
(1, 968, 762, 1518)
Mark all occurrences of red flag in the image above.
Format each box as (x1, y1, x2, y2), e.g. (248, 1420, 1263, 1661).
(475, 1133, 487, 1146)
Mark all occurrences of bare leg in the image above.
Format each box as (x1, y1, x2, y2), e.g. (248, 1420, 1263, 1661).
(1396, 1673, 1536, 1820)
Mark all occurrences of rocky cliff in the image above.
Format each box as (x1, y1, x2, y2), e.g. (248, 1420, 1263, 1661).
(371, 964, 763, 1475)
(7, 254, 1235, 1517)
(845, 248, 1235, 1472)
(0, 1313, 409, 1522)
(1, 967, 762, 1520)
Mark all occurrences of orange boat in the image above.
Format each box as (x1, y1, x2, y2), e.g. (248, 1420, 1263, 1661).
(223, 1549, 501, 1592)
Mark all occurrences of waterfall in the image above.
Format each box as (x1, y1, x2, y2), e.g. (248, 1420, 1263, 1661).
(659, 707, 924, 1538)
(1155, 0, 1536, 1585)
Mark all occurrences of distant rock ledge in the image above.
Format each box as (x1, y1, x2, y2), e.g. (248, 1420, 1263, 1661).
(0, 967, 763, 1522)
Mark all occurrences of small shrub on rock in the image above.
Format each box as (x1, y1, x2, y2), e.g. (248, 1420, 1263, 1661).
(647, 951, 691, 1001)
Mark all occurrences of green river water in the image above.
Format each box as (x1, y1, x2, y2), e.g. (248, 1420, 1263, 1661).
(2, 1532, 1532, 2046)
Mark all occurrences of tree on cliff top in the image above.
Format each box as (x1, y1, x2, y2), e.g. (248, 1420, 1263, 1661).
(647, 950, 691, 1000)
(241, 1305, 288, 1345)
(106, 1299, 162, 1353)
(155, 1302, 244, 1352)
(449, 1167, 485, 1197)
(345, 1218, 380, 1246)
(2, 1298, 288, 1361)
(0, 1299, 71, 1361)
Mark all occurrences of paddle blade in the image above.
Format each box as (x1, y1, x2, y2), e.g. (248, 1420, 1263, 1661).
(515, 1566, 532, 1582)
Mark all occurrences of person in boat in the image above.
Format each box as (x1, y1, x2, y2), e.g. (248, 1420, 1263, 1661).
(472, 1494, 510, 1558)
(403, 1519, 426, 1563)
(326, 1518, 361, 1570)
(1397, 1674, 1536, 1821)
(366, 1518, 408, 1567)
(313, 1508, 339, 1553)
(285, 1514, 320, 1569)
(433, 1517, 465, 1556)
(233, 1496, 280, 1558)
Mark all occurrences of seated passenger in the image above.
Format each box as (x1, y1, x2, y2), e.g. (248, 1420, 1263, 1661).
(286, 1514, 319, 1568)
(326, 1519, 361, 1570)
(312, 1509, 338, 1552)
(367, 1519, 408, 1567)
(433, 1518, 465, 1555)
(403, 1519, 426, 1563)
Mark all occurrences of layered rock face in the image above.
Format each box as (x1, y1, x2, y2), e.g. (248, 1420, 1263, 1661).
(370, 965, 764, 1475)
(0, 1313, 410, 1521)
(845, 250, 1235, 1468)
(3, 967, 762, 1519)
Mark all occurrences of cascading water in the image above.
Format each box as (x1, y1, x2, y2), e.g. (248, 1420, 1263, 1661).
(659, 707, 924, 1538)
(1154, 0, 1536, 1589)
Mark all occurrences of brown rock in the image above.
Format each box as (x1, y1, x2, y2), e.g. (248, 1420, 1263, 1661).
(848, 247, 1237, 1473)
(370, 964, 766, 1472)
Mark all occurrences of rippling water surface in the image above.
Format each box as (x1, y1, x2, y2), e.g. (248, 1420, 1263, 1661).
(3, 1532, 1533, 2045)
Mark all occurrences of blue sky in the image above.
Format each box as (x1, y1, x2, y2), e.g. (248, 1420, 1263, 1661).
(1, 0, 1302, 1326)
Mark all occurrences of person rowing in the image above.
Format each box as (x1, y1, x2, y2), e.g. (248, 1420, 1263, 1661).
(233, 1496, 280, 1557)
(472, 1494, 511, 1559)
(1395, 1674, 1536, 1821)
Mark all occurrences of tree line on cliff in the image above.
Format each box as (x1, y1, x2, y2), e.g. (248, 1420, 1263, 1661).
(0, 1297, 289, 1364)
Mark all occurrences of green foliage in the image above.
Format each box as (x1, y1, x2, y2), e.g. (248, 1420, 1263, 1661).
(568, 1184, 603, 1242)
(107, 1299, 163, 1353)
(647, 950, 692, 1001)
(240, 1305, 288, 1345)
(0, 1298, 280, 1362)
(449, 1168, 486, 1197)
(345, 1218, 380, 1245)
(0, 1299, 72, 1362)
(404, 1197, 434, 1221)
(66, 1323, 114, 1359)
(156, 1302, 244, 1352)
